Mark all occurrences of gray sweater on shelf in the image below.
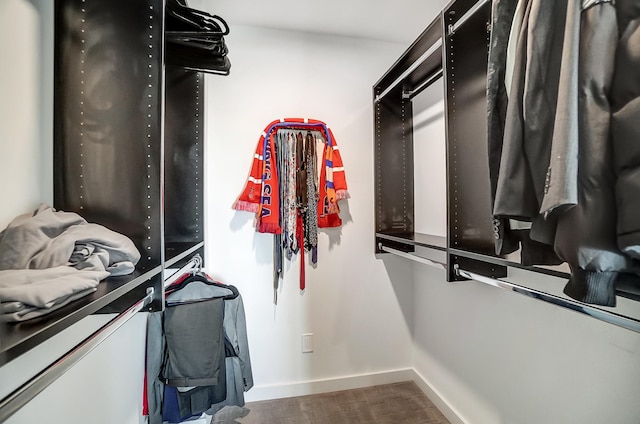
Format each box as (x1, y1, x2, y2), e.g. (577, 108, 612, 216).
(0, 204, 140, 321)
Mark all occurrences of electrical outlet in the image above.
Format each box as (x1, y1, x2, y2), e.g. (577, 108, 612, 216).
(302, 333, 314, 353)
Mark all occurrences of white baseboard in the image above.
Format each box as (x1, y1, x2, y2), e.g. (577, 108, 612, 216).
(244, 368, 415, 402)
(243, 368, 466, 424)
(410, 369, 467, 424)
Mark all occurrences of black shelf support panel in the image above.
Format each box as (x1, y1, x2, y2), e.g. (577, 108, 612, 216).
(54, 0, 164, 279)
(374, 15, 443, 255)
(164, 68, 205, 262)
(1, 0, 213, 418)
(443, 0, 507, 281)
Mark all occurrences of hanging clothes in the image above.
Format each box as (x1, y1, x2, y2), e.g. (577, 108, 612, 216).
(284, 132, 299, 257)
(486, 0, 564, 266)
(488, 0, 640, 305)
(234, 118, 349, 228)
(233, 118, 350, 296)
(610, 0, 640, 260)
(146, 272, 253, 424)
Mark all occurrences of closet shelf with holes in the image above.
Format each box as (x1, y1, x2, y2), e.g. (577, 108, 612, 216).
(373, 0, 640, 333)
(0, 0, 219, 369)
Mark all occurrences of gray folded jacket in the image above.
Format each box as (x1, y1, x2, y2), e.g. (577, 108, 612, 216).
(0, 204, 140, 275)
(0, 204, 141, 322)
(0, 267, 109, 322)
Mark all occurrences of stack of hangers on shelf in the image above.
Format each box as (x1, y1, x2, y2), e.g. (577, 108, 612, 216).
(233, 118, 350, 302)
(165, 0, 231, 75)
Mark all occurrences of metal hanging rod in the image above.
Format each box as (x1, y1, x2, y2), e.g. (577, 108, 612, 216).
(374, 37, 443, 103)
(447, 0, 490, 36)
(380, 245, 446, 270)
(164, 254, 202, 288)
(402, 68, 444, 100)
(0, 287, 155, 422)
(455, 267, 640, 334)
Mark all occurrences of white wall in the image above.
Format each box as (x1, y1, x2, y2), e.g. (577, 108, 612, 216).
(4, 314, 148, 424)
(0, 0, 53, 229)
(412, 264, 640, 424)
(413, 77, 447, 237)
(204, 25, 416, 400)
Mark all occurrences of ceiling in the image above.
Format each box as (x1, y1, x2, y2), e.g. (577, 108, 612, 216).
(189, 0, 450, 44)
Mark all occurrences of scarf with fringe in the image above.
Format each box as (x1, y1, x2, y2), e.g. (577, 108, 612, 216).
(233, 128, 281, 234)
(234, 118, 350, 233)
(234, 118, 350, 293)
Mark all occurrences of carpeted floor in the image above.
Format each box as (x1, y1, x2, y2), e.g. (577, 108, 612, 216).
(211, 381, 451, 424)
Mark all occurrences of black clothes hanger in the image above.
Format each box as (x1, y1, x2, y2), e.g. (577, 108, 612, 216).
(165, 46, 231, 75)
(166, 32, 229, 55)
(166, 0, 230, 35)
(164, 0, 231, 75)
(166, 272, 239, 300)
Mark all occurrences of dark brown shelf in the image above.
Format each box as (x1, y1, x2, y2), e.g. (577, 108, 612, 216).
(0, 239, 209, 367)
(165, 241, 205, 268)
(374, 15, 443, 96)
(0, 266, 161, 367)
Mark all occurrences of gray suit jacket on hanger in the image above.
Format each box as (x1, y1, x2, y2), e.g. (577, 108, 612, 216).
(489, 0, 640, 305)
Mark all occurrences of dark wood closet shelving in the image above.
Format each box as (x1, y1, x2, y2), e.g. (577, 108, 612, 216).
(373, 14, 444, 255)
(376, 231, 446, 251)
(374, 15, 443, 100)
(165, 241, 205, 268)
(0, 269, 159, 366)
(376, 231, 447, 269)
(0, 0, 207, 368)
(374, 0, 640, 327)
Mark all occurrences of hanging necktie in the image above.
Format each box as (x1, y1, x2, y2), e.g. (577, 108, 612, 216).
(305, 131, 319, 264)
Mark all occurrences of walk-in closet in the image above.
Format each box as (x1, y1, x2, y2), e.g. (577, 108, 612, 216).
(1, 0, 640, 423)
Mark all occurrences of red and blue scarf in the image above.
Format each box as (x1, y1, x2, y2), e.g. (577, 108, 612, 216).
(233, 118, 349, 233)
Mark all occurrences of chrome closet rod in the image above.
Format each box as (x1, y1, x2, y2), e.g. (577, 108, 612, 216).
(456, 268, 640, 334)
(374, 37, 443, 103)
(447, 0, 490, 36)
(0, 287, 155, 423)
(403, 68, 444, 100)
(164, 254, 202, 288)
(380, 245, 446, 270)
